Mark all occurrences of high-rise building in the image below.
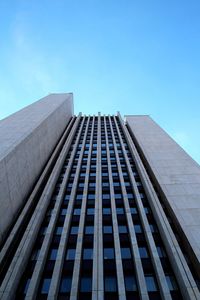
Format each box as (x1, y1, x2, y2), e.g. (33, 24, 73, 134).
(0, 93, 200, 300)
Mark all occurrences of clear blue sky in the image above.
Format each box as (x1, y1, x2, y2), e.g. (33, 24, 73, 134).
(0, 1, 200, 163)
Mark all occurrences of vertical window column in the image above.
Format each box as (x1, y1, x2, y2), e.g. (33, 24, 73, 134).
(104, 116, 126, 300)
(70, 116, 95, 300)
(24, 115, 84, 299)
(108, 116, 148, 300)
(47, 116, 90, 298)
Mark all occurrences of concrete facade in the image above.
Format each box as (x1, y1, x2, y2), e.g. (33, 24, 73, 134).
(0, 93, 73, 244)
(126, 115, 200, 266)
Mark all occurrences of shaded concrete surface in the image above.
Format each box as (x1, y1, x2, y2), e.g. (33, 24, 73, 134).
(0, 93, 73, 244)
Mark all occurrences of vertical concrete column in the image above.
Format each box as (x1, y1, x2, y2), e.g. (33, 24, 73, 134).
(48, 116, 90, 299)
(25, 114, 82, 299)
(70, 116, 95, 300)
(92, 113, 104, 300)
(113, 116, 172, 300)
(104, 116, 126, 300)
(110, 116, 149, 300)
(0, 114, 79, 300)
(117, 113, 200, 300)
(0, 115, 75, 283)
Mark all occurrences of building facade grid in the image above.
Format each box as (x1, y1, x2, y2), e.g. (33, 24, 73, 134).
(0, 113, 199, 300)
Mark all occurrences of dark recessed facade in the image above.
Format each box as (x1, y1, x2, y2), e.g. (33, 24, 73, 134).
(0, 94, 200, 300)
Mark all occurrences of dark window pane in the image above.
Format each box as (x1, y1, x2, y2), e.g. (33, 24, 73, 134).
(83, 248, 93, 260)
(121, 248, 131, 259)
(116, 207, 124, 215)
(41, 278, 51, 294)
(55, 227, 63, 235)
(139, 247, 148, 258)
(60, 277, 72, 293)
(157, 246, 166, 258)
(166, 275, 178, 291)
(134, 224, 142, 233)
(31, 249, 40, 261)
(118, 225, 127, 234)
(103, 208, 111, 215)
(61, 209, 67, 215)
(130, 207, 137, 214)
(103, 226, 112, 234)
(85, 226, 94, 234)
(145, 276, 158, 292)
(80, 277, 92, 292)
(74, 209, 81, 215)
(105, 276, 117, 292)
(70, 226, 78, 235)
(87, 208, 94, 215)
(23, 278, 30, 294)
(49, 249, 58, 260)
(104, 248, 115, 259)
(150, 224, 158, 233)
(102, 194, 110, 200)
(125, 276, 137, 291)
(66, 249, 76, 260)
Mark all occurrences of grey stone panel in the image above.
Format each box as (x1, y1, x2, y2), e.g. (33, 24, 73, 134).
(0, 93, 73, 244)
(126, 115, 200, 266)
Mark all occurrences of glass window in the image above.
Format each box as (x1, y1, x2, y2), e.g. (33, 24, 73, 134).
(116, 207, 124, 215)
(125, 276, 137, 291)
(87, 208, 94, 215)
(74, 208, 81, 215)
(157, 246, 166, 258)
(102, 194, 110, 200)
(31, 249, 40, 260)
(49, 249, 58, 260)
(88, 194, 95, 200)
(83, 248, 93, 260)
(103, 208, 111, 215)
(121, 248, 132, 259)
(144, 207, 151, 214)
(103, 226, 112, 234)
(115, 194, 122, 199)
(104, 248, 115, 259)
(41, 278, 51, 294)
(23, 278, 30, 294)
(85, 226, 94, 234)
(105, 276, 117, 292)
(70, 226, 78, 235)
(80, 277, 92, 292)
(40, 226, 47, 235)
(166, 275, 178, 291)
(76, 194, 83, 200)
(134, 224, 142, 233)
(61, 208, 67, 216)
(102, 182, 109, 187)
(127, 193, 134, 199)
(118, 225, 127, 234)
(150, 224, 158, 233)
(145, 275, 158, 292)
(60, 277, 72, 293)
(66, 248, 76, 260)
(55, 227, 63, 235)
(139, 247, 149, 258)
(130, 207, 137, 214)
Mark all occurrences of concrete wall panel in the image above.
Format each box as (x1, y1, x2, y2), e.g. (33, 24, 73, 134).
(126, 115, 200, 264)
(0, 93, 73, 244)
